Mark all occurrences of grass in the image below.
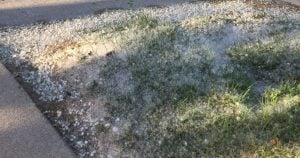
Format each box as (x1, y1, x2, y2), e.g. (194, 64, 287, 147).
(140, 83, 300, 157)
(95, 13, 300, 157)
(101, 20, 215, 118)
(227, 34, 300, 83)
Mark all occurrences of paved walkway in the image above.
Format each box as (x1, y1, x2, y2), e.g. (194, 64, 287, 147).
(0, 0, 191, 26)
(0, 63, 75, 158)
(0, 0, 298, 26)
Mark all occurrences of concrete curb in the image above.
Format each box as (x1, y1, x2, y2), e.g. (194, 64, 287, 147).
(0, 63, 75, 158)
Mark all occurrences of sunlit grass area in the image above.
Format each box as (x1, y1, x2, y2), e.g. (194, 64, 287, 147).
(0, 1, 299, 157)
(141, 83, 300, 157)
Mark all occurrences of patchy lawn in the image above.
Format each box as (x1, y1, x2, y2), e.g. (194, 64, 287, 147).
(0, 0, 299, 157)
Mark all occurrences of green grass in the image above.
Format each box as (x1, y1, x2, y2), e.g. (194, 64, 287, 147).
(142, 83, 300, 157)
(102, 22, 215, 118)
(227, 35, 300, 83)
(92, 13, 300, 157)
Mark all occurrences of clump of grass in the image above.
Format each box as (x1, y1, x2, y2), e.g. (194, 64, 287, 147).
(141, 84, 300, 157)
(142, 90, 251, 157)
(252, 11, 266, 19)
(222, 63, 254, 92)
(269, 18, 300, 36)
(127, 14, 158, 29)
(227, 35, 300, 82)
(262, 82, 300, 104)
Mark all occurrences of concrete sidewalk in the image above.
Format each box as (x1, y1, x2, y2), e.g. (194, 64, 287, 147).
(0, 63, 75, 158)
(0, 0, 191, 26)
(1, 0, 298, 27)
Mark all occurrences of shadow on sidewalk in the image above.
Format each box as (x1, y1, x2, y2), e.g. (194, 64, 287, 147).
(0, 0, 192, 26)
